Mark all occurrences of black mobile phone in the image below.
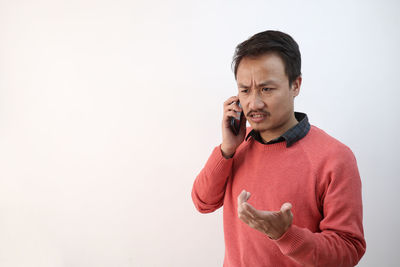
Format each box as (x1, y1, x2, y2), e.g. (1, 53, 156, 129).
(230, 102, 244, 135)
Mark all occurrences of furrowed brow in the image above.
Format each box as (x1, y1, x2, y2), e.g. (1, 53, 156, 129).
(238, 83, 250, 89)
(238, 80, 278, 88)
(257, 80, 277, 87)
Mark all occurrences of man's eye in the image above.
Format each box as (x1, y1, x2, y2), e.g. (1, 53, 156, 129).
(241, 89, 248, 93)
(262, 87, 273, 92)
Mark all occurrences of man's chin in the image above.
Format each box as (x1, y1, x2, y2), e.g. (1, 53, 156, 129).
(249, 124, 269, 132)
(251, 126, 268, 133)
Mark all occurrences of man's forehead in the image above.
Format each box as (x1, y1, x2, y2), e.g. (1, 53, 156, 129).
(236, 54, 287, 85)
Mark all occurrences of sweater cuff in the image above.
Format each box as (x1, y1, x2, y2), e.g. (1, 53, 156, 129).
(274, 225, 312, 256)
(204, 145, 234, 178)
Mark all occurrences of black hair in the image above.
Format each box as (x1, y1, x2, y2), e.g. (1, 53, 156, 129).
(232, 30, 301, 85)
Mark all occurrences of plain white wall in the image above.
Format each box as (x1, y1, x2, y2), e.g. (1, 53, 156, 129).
(0, 0, 399, 266)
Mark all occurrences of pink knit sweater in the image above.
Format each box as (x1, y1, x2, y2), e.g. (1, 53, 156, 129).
(192, 126, 366, 266)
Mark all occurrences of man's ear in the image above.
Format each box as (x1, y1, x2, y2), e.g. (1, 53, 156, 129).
(291, 76, 302, 97)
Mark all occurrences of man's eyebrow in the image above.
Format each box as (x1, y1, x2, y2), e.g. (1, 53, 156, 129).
(238, 83, 250, 88)
(257, 80, 278, 87)
(238, 80, 277, 88)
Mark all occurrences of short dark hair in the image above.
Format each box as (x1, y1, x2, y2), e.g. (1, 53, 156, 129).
(232, 30, 301, 85)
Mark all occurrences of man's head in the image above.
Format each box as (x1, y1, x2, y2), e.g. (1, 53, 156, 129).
(232, 30, 301, 86)
(232, 30, 302, 140)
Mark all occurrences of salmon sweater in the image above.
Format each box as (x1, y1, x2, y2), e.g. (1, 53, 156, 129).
(192, 126, 366, 267)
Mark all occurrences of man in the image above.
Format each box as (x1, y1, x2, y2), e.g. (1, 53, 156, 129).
(191, 30, 366, 266)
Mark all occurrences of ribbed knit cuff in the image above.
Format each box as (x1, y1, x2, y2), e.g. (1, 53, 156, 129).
(204, 145, 234, 178)
(274, 225, 311, 257)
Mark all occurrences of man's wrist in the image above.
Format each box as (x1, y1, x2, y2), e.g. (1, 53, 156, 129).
(220, 145, 235, 159)
(272, 222, 292, 240)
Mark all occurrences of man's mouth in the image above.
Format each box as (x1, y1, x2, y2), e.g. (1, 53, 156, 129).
(248, 112, 269, 123)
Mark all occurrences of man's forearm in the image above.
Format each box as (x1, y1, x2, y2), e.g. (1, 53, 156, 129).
(274, 224, 366, 267)
(191, 145, 233, 213)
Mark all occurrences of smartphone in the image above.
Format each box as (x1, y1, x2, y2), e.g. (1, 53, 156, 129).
(230, 102, 244, 135)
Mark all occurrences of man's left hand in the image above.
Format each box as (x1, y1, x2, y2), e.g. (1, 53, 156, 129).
(237, 190, 293, 240)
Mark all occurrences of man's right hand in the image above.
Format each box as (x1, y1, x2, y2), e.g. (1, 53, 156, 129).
(221, 96, 247, 158)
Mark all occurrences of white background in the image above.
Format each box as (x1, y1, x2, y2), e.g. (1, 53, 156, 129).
(0, 0, 399, 266)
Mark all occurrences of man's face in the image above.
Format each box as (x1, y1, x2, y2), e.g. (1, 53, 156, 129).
(236, 53, 301, 136)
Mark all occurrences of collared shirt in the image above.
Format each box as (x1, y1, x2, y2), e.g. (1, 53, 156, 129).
(245, 112, 310, 147)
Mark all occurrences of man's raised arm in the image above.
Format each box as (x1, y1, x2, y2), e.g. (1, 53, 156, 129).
(192, 96, 246, 213)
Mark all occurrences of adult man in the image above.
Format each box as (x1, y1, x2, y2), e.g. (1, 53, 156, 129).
(191, 30, 366, 266)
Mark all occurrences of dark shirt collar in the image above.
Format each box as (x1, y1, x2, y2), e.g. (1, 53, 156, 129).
(245, 112, 310, 147)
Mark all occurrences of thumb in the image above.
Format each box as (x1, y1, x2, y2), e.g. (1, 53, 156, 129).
(280, 202, 292, 215)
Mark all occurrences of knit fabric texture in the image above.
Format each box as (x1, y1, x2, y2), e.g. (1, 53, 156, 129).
(192, 125, 366, 267)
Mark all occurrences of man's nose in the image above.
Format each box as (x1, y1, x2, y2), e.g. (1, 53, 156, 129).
(249, 92, 265, 110)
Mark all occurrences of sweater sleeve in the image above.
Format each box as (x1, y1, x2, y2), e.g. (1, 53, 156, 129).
(274, 146, 366, 267)
(191, 145, 233, 213)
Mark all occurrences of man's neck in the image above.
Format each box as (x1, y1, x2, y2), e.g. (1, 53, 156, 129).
(259, 114, 299, 143)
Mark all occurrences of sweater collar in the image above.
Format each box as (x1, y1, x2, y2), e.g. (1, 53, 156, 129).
(245, 112, 310, 147)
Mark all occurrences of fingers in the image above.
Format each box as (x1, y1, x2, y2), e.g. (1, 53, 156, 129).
(238, 199, 294, 239)
(237, 190, 251, 204)
(224, 96, 243, 113)
(224, 107, 242, 119)
(238, 190, 254, 219)
(237, 190, 247, 205)
(238, 200, 268, 235)
(238, 204, 256, 226)
(237, 190, 258, 222)
(223, 96, 243, 130)
(226, 110, 241, 120)
(242, 202, 260, 219)
(223, 96, 239, 107)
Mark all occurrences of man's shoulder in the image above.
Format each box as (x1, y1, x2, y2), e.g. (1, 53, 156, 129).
(231, 127, 255, 157)
(302, 125, 355, 159)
